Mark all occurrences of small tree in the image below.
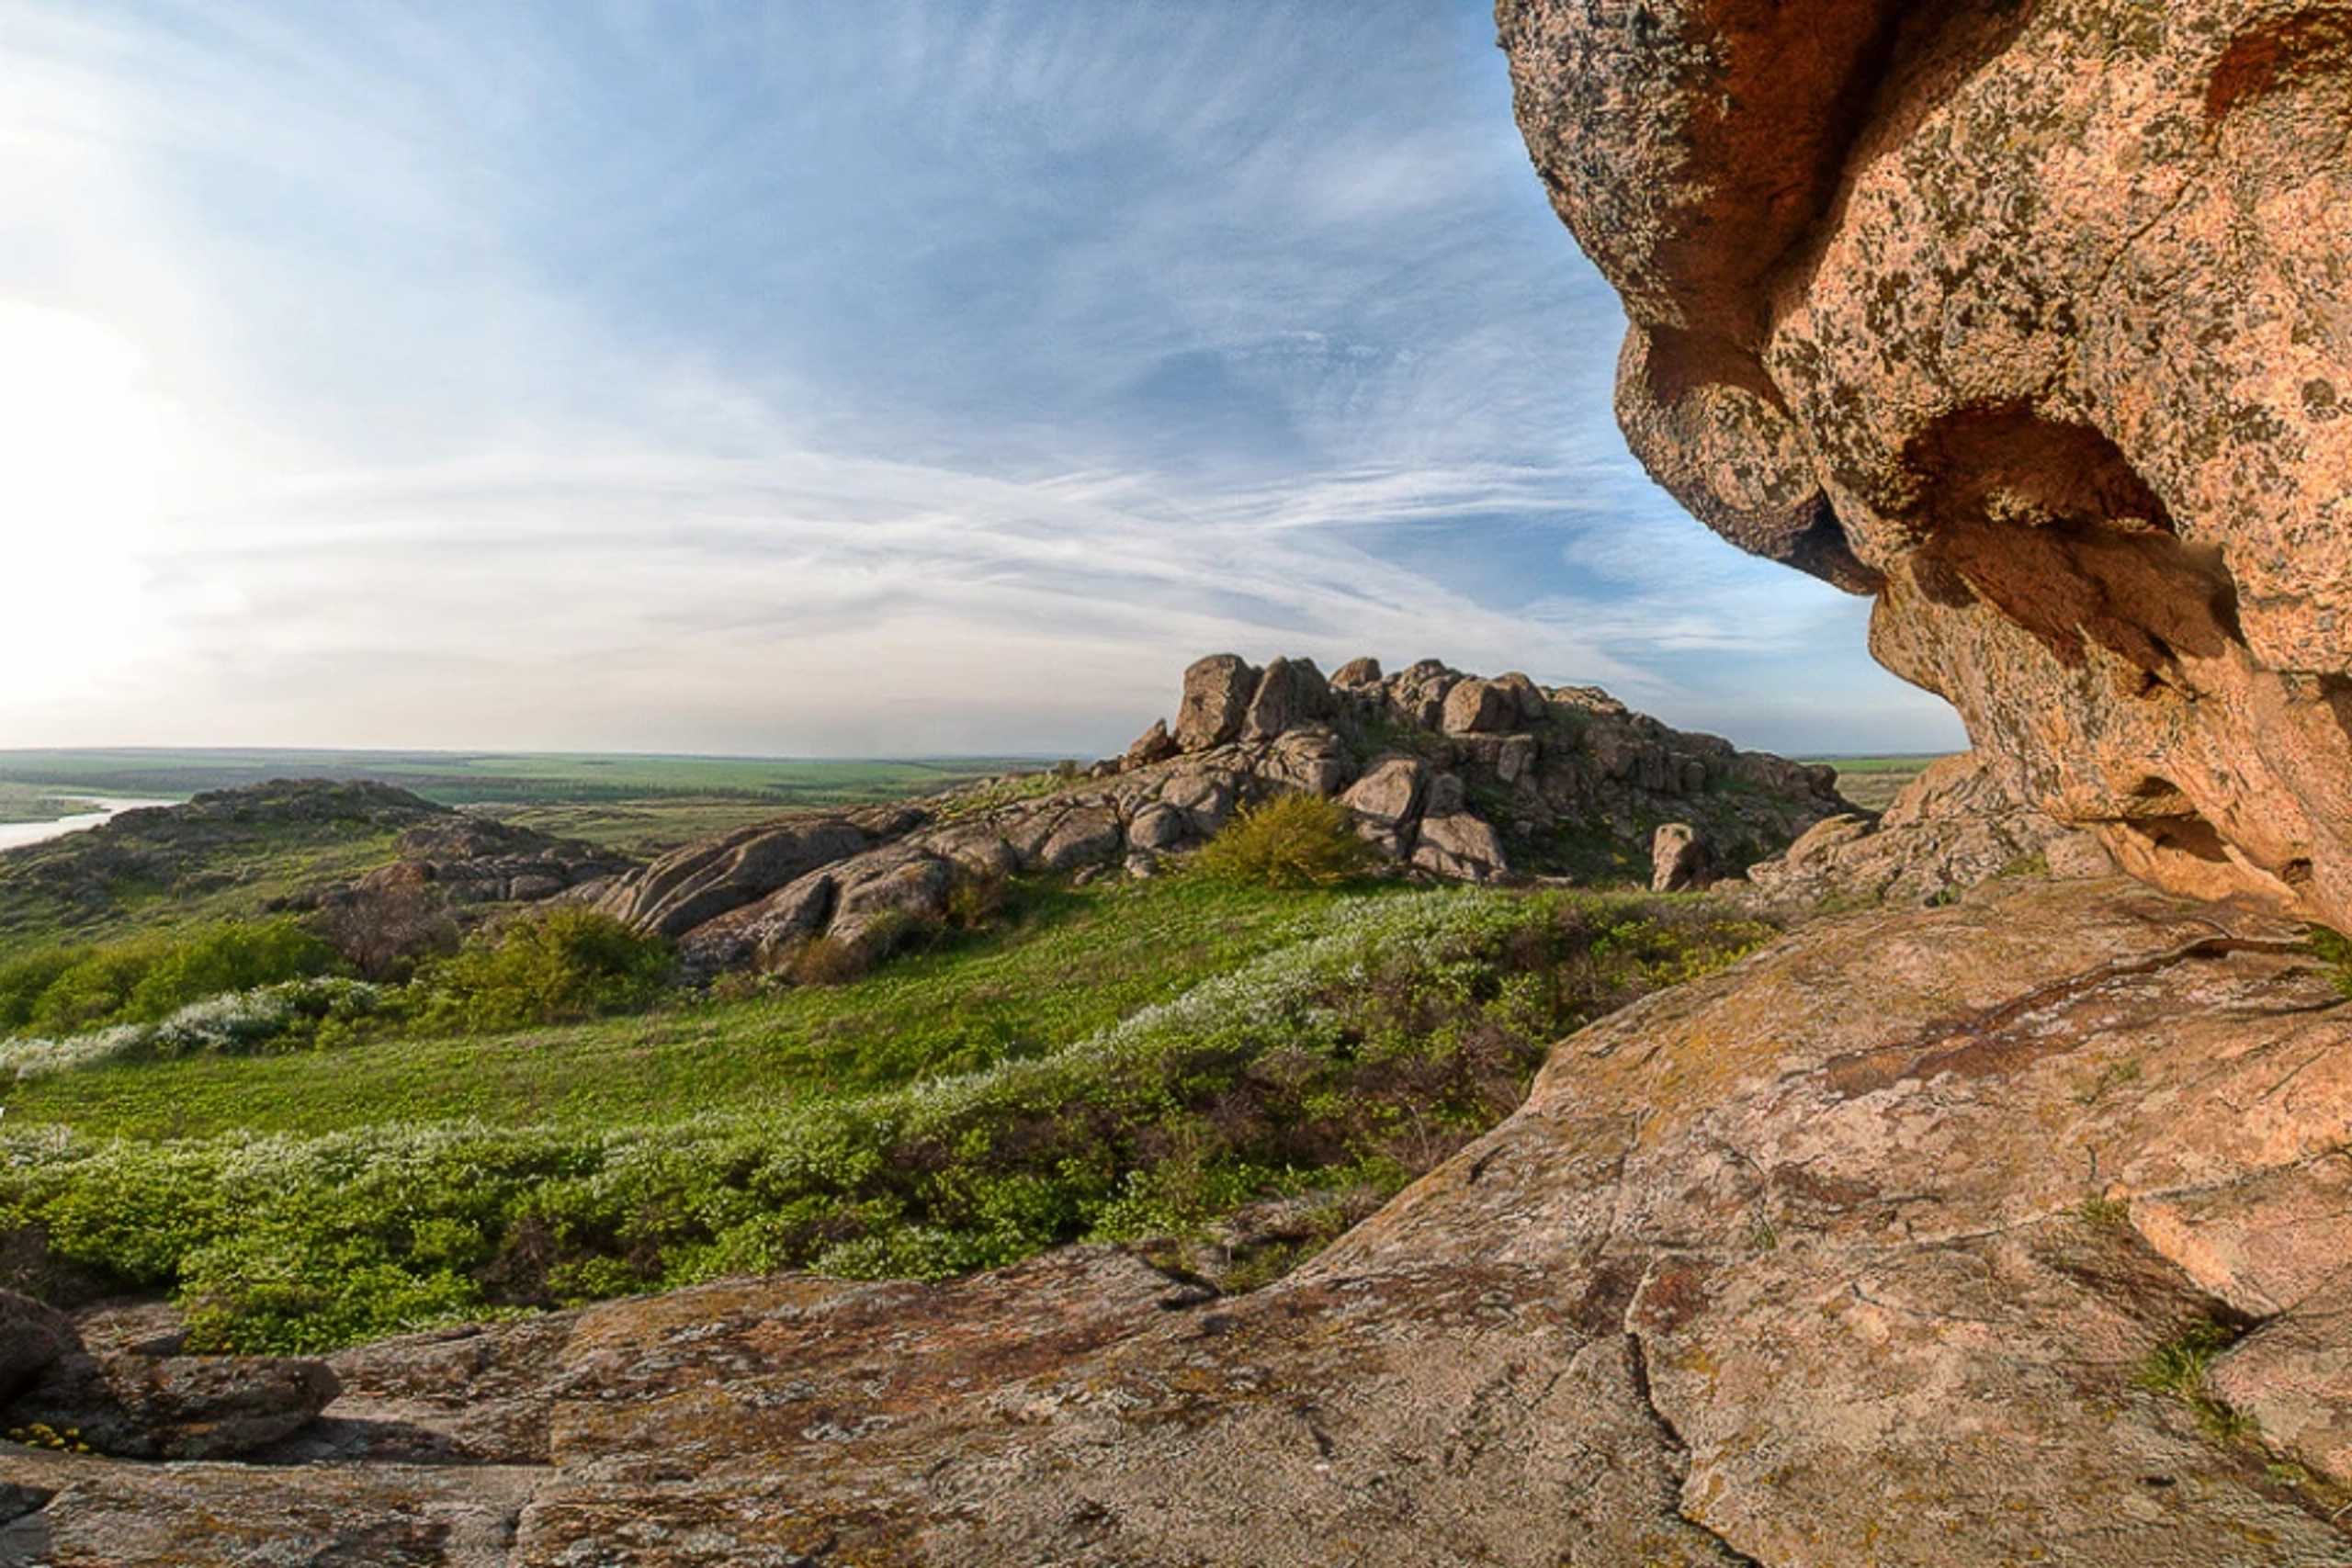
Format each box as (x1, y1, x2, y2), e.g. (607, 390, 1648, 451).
(1193, 793, 1374, 890)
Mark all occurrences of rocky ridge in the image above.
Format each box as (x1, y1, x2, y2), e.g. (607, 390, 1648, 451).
(592, 653, 1850, 976)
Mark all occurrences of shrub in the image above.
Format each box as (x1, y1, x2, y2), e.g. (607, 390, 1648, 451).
(1193, 794, 1374, 891)
(412, 908, 672, 1032)
(0, 920, 340, 1038)
(782, 933, 872, 987)
(0, 977, 387, 1082)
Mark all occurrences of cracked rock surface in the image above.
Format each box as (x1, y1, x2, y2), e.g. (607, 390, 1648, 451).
(1498, 0, 2352, 931)
(9, 877, 2352, 1563)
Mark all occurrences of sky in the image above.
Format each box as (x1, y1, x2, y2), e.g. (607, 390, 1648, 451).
(0, 0, 1965, 760)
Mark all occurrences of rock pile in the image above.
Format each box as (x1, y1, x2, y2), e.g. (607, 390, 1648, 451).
(271, 808, 634, 976)
(1742, 750, 2122, 911)
(584, 653, 1851, 976)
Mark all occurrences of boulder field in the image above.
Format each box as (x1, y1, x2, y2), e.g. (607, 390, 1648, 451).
(587, 653, 1850, 977)
(8, 877, 2352, 1563)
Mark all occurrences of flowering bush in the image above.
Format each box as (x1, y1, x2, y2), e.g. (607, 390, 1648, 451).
(0, 977, 383, 1081)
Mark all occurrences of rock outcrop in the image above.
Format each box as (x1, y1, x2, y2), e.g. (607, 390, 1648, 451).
(11, 880, 2351, 1562)
(0, 1292, 338, 1463)
(1498, 0, 2352, 930)
(1745, 749, 2120, 911)
(580, 656, 1852, 977)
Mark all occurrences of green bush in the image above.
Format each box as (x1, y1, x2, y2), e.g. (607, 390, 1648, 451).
(0, 919, 339, 1038)
(1193, 793, 1375, 890)
(411, 908, 672, 1032)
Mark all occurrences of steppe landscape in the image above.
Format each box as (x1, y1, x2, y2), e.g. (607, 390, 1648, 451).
(6, 1, 2352, 1563)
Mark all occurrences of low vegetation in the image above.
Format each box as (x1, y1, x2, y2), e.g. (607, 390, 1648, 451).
(1193, 793, 1374, 889)
(2134, 1318, 2258, 1443)
(0, 879, 1776, 1354)
(0, 919, 339, 1037)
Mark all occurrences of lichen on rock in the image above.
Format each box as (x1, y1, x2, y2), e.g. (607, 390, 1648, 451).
(1498, 0, 2352, 929)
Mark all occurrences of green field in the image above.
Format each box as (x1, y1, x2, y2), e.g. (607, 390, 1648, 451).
(0, 878, 1347, 1139)
(0, 749, 1046, 810)
(0, 783, 108, 826)
(1806, 753, 1950, 812)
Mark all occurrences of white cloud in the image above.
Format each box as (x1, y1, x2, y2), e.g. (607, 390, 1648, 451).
(0, 0, 1962, 761)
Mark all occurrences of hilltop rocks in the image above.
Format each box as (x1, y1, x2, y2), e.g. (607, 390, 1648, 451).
(579, 654, 1851, 977)
(1746, 750, 2120, 911)
(1173, 654, 1258, 751)
(1498, 0, 2352, 930)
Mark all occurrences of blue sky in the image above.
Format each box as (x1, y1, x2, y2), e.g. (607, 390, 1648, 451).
(0, 0, 1962, 758)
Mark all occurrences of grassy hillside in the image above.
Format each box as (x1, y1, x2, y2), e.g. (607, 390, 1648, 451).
(0, 788, 435, 958)
(0, 874, 1777, 1353)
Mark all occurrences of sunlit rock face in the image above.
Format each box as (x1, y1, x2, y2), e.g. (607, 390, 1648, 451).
(1500, 0, 2352, 924)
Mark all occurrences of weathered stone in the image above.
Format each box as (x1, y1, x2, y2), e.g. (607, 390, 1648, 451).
(1330, 655, 1384, 691)
(825, 852, 953, 954)
(1159, 769, 1241, 838)
(1121, 718, 1178, 772)
(1745, 751, 2113, 911)
(1260, 727, 1353, 797)
(1439, 677, 1517, 737)
(1035, 807, 1124, 874)
(1423, 772, 1467, 818)
(1340, 755, 1427, 829)
(1173, 654, 1259, 752)
(1411, 813, 1509, 883)
(1240, 657, 1333, 741)
(7, 1352, 339, 1461)
(1495, 733, 1538, 785)
(1493, 671, 1547, 724)
(1499, 0, 2352, 929)
(1650, 823, 1710, 892)
(598, 819, 875, 938)
(1125, 803, 1189, 853)
(1387, 660, 1463, 730)
(673, 871, 834, 974)
(0, 1293, 78, 1406)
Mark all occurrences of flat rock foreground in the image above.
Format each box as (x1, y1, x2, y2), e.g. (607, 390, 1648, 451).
(6, 875, 2350, 1565)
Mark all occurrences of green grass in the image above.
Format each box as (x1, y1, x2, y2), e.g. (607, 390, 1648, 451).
(0, 878, 1780, 1354)
(0, 877, 1363, 1138)
(0, 784, 107, 827)
(2134, 1319, 2258, 1442)
(0, 750, 1046, 808)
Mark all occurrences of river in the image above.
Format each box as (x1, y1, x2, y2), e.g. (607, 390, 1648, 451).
(0, 797, 182, 853)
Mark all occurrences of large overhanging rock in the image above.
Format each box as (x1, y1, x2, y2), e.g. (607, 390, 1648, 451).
(1499, 0, 2352, 926)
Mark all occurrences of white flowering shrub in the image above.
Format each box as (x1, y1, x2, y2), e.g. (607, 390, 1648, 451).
(1, 977, 383, 1080)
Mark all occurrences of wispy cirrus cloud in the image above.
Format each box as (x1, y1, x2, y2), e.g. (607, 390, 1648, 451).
(0, 0, 1962, 758)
